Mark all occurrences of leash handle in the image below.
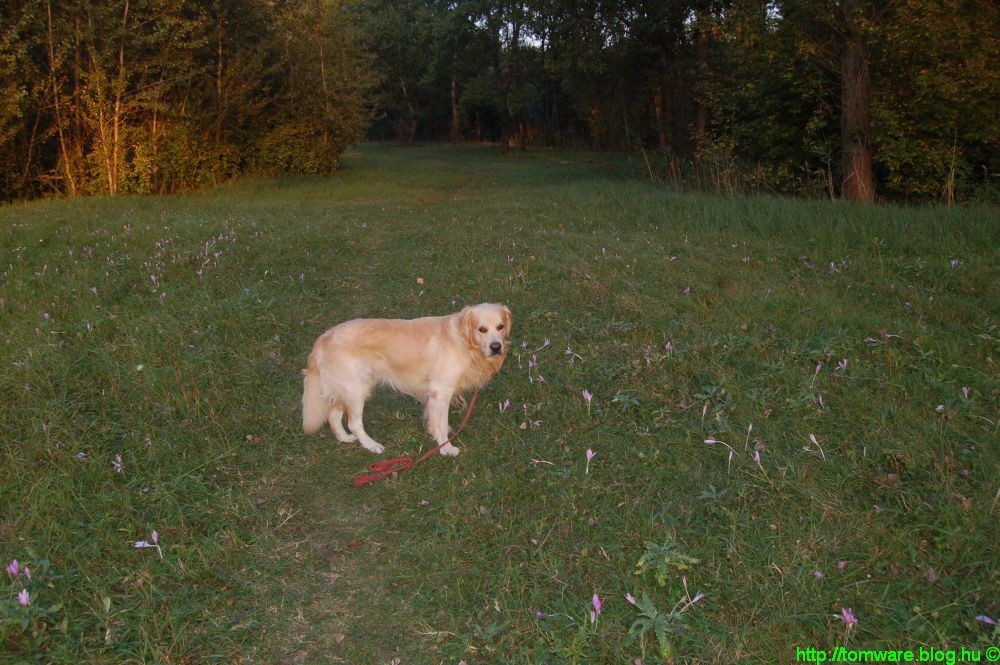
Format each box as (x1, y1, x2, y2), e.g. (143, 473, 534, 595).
(352, 388, 481, 487)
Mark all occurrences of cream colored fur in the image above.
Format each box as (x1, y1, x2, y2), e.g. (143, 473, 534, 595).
(302, 303, 511, 456)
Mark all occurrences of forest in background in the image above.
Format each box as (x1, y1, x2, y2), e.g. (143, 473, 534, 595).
(360, 0, 998, 203)
(0, 0, 373, 199)
(1, 0, 997, 203)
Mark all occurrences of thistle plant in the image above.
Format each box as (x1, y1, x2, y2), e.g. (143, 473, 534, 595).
(635, 538, 700, 588)
(624, 585, 705, 661)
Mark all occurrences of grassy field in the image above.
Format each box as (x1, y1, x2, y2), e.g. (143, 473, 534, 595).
(1, 144, 998, 664)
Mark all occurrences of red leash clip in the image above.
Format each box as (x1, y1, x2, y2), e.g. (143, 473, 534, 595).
(352, 388, 480, 487)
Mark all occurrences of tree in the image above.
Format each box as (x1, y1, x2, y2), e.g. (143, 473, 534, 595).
(874, 0, 1000, 201)
(259, 0, 375, 173)
(0, 6, 32, 198)
(0, 0, 374, 200)
(358, 0, 435, 142)
(837, 0, 876, 201)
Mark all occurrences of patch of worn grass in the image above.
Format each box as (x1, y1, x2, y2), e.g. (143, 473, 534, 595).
(1, 144, 997, 664)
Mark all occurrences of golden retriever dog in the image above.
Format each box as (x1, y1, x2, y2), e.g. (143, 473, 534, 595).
(302, 303, 511, 456)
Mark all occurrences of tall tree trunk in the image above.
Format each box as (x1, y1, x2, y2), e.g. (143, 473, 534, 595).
(539, 30, 548, 141)
(694, 13, 710, 159)
(398, 73, 417, 143)
(111, 94, 121, 195)
(319, 34, 332, 149)
(20, 108, 43, 194)
(93, 68, 113, 194)
(551, 90, 559, 143)
(108, 0, 129, 195)
(215, 13, 224, 144)
(840, 25, 874, 202)
(618, 82, 631, 149)
(46, 0, 77, 195)
(653, 84, 666, 151)
(658, 46, 673, 153)
(450, 35, 460, 143)
(450, 74, 460, 142)
(397, 43, 417, 144)
(501, 17, 522, 150)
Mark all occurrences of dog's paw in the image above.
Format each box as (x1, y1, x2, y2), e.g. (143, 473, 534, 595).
(361, 440, 385, 454)
(439, 443, 461, 457)
(336, 434, 359, 443)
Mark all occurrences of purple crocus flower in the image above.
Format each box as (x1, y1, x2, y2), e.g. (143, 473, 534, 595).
(135, 530, 163, 559)
(837, 607, 858, 626)
(590, 593, 602, 624)
(625, 593, 636, 606)
(17, 589, 29, 607)
(6, 559, 19, 578)
(975, 614, 996, 626)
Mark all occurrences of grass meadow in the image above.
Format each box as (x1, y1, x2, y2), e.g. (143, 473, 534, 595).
(1, 144, 998, 664)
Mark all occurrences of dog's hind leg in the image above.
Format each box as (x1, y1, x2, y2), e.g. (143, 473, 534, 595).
(345, 396, 384, 454)
(328, 406, 357, 443)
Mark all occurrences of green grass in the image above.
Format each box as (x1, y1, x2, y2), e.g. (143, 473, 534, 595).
(1, 144, 998, 664)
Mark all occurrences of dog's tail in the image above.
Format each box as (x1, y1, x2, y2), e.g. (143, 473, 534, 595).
(301, 363, 328, 435)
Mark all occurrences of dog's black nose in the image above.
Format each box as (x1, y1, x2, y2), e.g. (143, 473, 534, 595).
(489, 341, 503, 355)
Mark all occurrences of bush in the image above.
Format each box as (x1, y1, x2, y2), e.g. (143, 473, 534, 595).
(252, 124, 341, 176)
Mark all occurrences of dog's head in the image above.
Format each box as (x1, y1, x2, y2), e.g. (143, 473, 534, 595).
(460, 303, 512, 359)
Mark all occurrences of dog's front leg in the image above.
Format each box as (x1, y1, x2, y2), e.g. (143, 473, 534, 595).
(425, 386, 460, 456)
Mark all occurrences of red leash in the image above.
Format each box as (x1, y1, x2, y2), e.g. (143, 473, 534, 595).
(352, 388, 481, 487)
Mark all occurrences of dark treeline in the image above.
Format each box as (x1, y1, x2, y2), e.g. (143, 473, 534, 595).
(0, 0, 373, 200)
(2, 1, 997, 203)
(359, 0, 999, 203)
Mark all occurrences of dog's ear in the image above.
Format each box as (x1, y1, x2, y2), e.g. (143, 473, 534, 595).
(459, 306, 478, 349)
(501, 305, 512, 339)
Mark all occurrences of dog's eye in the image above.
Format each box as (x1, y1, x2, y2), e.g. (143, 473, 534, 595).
(497, 324, 504, 331)
(478, 326, 488, 333)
